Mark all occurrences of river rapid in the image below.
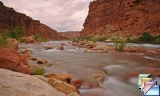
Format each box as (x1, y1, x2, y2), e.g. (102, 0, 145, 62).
(19, 41, 160, 96)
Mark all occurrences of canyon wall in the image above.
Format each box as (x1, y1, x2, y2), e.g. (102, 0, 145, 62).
(0, 1, 65, 40)
(58, 31, 80, 39)
(81, 0, 160, 38)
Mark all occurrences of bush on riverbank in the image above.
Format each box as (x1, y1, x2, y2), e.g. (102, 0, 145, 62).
(113, 35, 126, 51)
(7, 26, 24, 40)
(72, 36, 107, 43)
(31, 67, 46, 75)
(0, 33, 7, 48)
(35, 34, 47, 42)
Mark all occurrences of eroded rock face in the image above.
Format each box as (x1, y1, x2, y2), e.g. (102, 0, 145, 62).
(0, 48, 31, 74)
(0, 1, 66, 40)
(81, 0, 160, 38)
(0, 69, 66, 96)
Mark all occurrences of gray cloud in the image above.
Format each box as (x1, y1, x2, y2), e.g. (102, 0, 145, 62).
(1, 0, 92, 32)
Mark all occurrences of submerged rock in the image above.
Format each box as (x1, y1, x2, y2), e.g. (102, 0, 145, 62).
(0, 48, 31, 74)
(0, 69, 66, 96)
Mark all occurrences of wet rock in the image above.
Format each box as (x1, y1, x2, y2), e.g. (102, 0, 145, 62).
(85, 49, 94, 53)
(25, 35, 35, 43)
(72, 42, 78, 46)
(70, 80, 82, 88)
(67, 92, 80, 96)
(44, 74, 72, 83)
(0, 69, 66, 96)
(86, 41, 96, 49)
(44, 45, 53, 50)
(6, 38, 19, 51)
(128, 72, 139, 79)
(96, 50, 107, 53)
(37, 58, 48, 64)
(35, 75, 79, 95)
(144, 67, 160, 77)
(29, 56, 37, 61)
(0, 48, 31, 74)
(21, 48, 32, 54)
(57, 45, 64, 50)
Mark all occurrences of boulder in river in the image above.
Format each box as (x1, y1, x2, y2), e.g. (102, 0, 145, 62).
(44, 45, 53, 50)
(70, 80, 82, 88)
(0, 69, 66, 96)
(25, 35, 35, 43)
(45, 73, 72, 83)
(37, 58, 48, 64)
(0, 48, 31, 74)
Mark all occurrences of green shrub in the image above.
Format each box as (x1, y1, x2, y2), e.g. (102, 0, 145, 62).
(0, 33, 8, 48)
(138, 32, 154, 41)
(31, 67, 46, 75)
(7, 26, 24, 39)
(19, 37, 27, 42)
(72, 38, 80, 42)
(113, 35, 126, 51)
(34, 34, 47, 42)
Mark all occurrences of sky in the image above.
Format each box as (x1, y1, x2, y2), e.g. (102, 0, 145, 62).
(1, 0, 92, 32)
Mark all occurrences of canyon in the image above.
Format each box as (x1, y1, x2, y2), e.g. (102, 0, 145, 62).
(81, 0, 160, 38)
(0, 1, 66, 40)
(59, 31, 80, 39)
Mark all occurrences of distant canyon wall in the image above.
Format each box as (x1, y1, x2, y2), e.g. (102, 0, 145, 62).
(58, 31, 80, 39)
(0, 1, 66, 40)
(81, 0, 160, 38)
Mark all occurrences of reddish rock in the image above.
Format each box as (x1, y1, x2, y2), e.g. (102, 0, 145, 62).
(29, 56, 37, 61)
(57, 45, 64, 50)
(70, 80, 82, 88)
(45, 74, 72, 83)
(44, 45, 53, 50)
(128, 72, 139, 79)
(86, 41, 96, 49)
(81, 0, 160, 38)
(22, 48, 32, 54)
(144, 67, 160, 77)
(25, 35, 35, 43)
(0, 1, 67, 40)
(0, 48, 31, 74)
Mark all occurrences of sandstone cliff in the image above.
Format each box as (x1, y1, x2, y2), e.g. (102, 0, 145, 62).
(0, 1, 65, 40)
(81, 0, 160, 38)
(59, 31, 80, 39)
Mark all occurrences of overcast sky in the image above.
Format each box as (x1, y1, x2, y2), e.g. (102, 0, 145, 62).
(1, 0, 92, 32)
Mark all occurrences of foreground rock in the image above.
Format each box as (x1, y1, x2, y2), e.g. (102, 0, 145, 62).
(35, 75, 79, 95)
(0, 48, 31, 74)
(0, 69, 66, 96)
(45, 74, 72, 83)
(6, 38, 19, 51)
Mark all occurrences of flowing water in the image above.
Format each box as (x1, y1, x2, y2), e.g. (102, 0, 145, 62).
(19, 41, 160, 96)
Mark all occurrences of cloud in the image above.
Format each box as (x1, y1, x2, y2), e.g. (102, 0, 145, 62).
(1, 0, 92, 31)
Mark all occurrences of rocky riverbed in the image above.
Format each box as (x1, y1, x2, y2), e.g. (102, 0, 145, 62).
(17, 41, 160, 96)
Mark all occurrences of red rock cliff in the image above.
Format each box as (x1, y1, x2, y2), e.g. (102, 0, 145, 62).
(81, 0, 160, 38)
(0, 1, 65, 40)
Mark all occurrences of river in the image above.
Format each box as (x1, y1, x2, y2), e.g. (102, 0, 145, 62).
(19, 41, 160, 96)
